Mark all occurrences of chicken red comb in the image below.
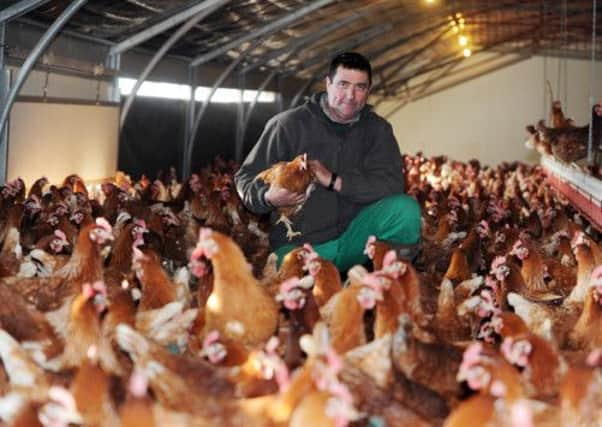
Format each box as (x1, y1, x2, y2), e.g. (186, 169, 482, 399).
(382, 249, 398, 268)
(501, 337, 532, 368)
(95, 217, 112, 233)
(128, 368, 149, 398)
(202, 330, 220, 348)
(586, 349, 602, 367)
(491, 256, 506, 270)
(54, 229, 67, 241)
(363, 235, 377, 259)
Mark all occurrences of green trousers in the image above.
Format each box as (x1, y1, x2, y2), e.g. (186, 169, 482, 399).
(274, 194, 421, 273)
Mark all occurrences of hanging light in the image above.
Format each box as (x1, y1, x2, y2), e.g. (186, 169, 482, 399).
(463, 48, 472, 57)
(459, 35, 469, 46)
(452, 25, 459, 34)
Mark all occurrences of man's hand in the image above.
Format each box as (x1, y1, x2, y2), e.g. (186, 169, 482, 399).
(309, 160, 332, 187)
(309, 160, 342, 191)
(265, 185, 306, 208)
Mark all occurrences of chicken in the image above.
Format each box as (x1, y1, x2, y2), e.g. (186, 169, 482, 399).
(0, 283, 64, 365)
(559, 349, 602, 426)
(392, 314, 464, 404)
(567, 266, 602, 351)
(190, 228, 279, 348)
(536, 102, 602, 164)
(319, 266, 370, 354)
(0, 329, 52, 424)
(364, 235, 393, 271)
(119, 368, 156, 427)
(6, 216, 114, 312)
(550, 100, 574, 128)
(509, 237, 574, 298)
(69, 354, 119, 427)
(59, 281, 123, 375)
(132, 246, 177, 311)
(286, 323, 362, 427)
(0, 203, 24, 278)
(27, 176, 49, 199)
(62, 174, 88, 198)
(300, 244, 342, 307)
(255, 153, 316, 240)
(500, 332, 566, 399)
(115, 323, 236, 416)
(434, 276, 485, 342)
(275, 275, 320, 368)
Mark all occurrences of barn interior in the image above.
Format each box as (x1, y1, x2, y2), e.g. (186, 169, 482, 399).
(0, 1, 601, 426)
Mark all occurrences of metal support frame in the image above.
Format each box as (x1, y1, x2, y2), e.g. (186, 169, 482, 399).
(237, 69, 277, 157)
(108, 0, 228, 57)
(290, 77, 314, 108)
(240, 10, 369, 74)
(283, 24, 393, 77)
(370, 27, 451, 93)
(105, 52, 121, 103)
(183, 38, 261, 178)
(190, 0, 335, 67)
(0, 23, 7, 183)
(184, 65, 196, 175)
(0, 0, 50, 23)
(587, 0, 597, 164)
(235, 71, 246, 163)
(0, 0, 88, 166)
(380, 25, 540, 96)
(410, 54, 530, 103)
(382, 59, 462, 119)
(119, 1, 226, 129)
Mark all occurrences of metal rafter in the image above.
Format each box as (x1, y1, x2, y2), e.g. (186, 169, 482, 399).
(108, 0, 227, 56)
(0, 0, 88, 147)
(0, 0, 50, 23)
(183, 37, 262, 177)
(240, 10, 370, 74)
(190, 0, 335, 67)
(118, 0, 229, 129)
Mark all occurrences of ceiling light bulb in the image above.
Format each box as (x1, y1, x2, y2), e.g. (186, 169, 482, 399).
(456, 12, 462, 18)
(459, 23, 465, 30)
(452, 26, 459, 34)
(459, 18, 465, 24)
(463, 48, 472, 57)
(459, 35, 468, 46)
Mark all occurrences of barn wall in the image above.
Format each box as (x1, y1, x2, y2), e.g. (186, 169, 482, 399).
(8, 102, 119, 185)
(379, 55, 602, 167)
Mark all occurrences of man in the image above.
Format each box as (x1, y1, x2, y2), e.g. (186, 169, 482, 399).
(235, 52, 421, 272)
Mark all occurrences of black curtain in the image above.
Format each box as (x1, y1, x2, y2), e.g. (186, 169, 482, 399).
(119, 97, 280, 180)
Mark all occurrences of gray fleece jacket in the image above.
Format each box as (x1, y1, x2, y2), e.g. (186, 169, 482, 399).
(234, 92, 405, 250)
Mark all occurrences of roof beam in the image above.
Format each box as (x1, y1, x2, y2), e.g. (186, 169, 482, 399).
(283, 23, 393, 77)
(190, 0, 336, 67)
(0, 0, 87, 167)
(0, 0, 50, 23)
(240, 10, 370, 74)
(119, 1, 227, 129)
(108, 0, 229, 56)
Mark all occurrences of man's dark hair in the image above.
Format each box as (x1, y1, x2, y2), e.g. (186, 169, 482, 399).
(328, 52, 372, 86)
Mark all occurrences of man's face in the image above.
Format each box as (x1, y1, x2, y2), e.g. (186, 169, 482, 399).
(325, 65, 370, 122)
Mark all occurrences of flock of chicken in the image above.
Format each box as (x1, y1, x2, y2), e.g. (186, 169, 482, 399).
(525, 99, 602, 176)
(0, 150, 599, 427)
